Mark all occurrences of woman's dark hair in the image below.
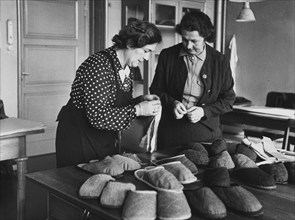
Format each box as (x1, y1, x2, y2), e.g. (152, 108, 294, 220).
(175, 11, 216, 43)
(112, 19, 162, 49)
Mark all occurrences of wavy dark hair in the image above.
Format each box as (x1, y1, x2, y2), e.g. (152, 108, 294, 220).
(112, 19, 162, 49)
(175, 11, 216, 43)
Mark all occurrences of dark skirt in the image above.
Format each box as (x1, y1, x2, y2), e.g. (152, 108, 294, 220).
(157, 113, 222, 149)
(55, 99, 117, 167)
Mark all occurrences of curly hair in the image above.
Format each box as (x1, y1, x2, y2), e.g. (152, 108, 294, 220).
(112, 19, 162, 49)
(175, 11, 216, 43)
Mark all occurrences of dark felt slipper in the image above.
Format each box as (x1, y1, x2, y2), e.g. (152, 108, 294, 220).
(212, 184, 264, 217)
(231, 168, 276, 190)
(209, 151, 235, 170)
(179, 142, 209, 166)
(208, 139, 228, 156)
(184, 187, 227, 219)
(259, 162, 288, 184)
(204, 167, 230, 187)
(284, 162, 295, 184)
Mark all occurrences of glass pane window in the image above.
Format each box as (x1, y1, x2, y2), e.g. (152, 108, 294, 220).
(155, 4, 175, 26)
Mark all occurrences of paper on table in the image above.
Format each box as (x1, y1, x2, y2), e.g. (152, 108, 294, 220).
(233, 105, 295, 119)
(0, 117, 46, 137)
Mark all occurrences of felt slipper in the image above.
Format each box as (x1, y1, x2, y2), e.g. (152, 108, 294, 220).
(153, 154, 198, 175)
(209, 139, 228, 156)
(134, 166, 183, 192)
(157, 190, 191, 220)
(121, 152, 148, 166)
(204, 167, 263, 217)
(235, 143, 257, 161)
(161, 161, 197, 184)
(179, 142, 209, 166)
(184, 187, 227, 219)
(100, 181, 136, 208)
(212, 184, 264, 217)
(284, 162, 295, 184)
(112, 154, 141, 171)
(232, 153, 257, 168)
(122, 190, 157, 220)
(209, 151, 235, 170)
(204, 167, 230, 187)
(231, 168, 276, 190)
(78, 174, 114, 199)
(231, 153, 276, 189)
(259, 162, 288, 184)
(78, 156, 124, 176)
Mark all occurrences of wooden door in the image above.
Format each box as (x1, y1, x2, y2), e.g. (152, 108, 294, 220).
(19, 0, 89, 156)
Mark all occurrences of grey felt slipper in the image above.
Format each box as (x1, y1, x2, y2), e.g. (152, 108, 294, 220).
(153, 154, 198, 175)
(184, 187, 227, 219)
(161, 161, 197, 184)
(209, 151, 235, 170)
(122, 190, 157, 220)
(134, 166, 183, 192)
(79, 174, 114, 199)
(212, 184, 264, 217)
(157, 190, 191, 220)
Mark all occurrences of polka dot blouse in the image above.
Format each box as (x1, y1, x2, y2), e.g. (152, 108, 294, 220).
(70, 46, 137, 131)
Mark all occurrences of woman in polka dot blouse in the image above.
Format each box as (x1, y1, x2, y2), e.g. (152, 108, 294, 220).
(55, 19, 162, 168)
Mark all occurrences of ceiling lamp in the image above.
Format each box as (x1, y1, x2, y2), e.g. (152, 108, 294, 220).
(229, 0, 264, 22)
(236, 2, 255, 22)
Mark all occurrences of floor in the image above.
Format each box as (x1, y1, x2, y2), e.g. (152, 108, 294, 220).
(0, 153, 56, 220)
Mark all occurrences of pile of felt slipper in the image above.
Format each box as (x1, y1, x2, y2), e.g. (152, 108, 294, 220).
(232, 141, 293, 186)
(177, 141, 235, 170)
(185, 167, 264, 219)
(79, 172, 193, 219)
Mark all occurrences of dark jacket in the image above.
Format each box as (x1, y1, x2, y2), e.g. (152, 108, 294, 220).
(150, 43, 236, 148)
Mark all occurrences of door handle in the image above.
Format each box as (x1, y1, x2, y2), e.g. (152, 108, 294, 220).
(7, 19, 13, 45)
(21, 72, 30, 76)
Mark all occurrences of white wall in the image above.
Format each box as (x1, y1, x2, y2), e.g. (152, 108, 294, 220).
(226, 0, 295, 105)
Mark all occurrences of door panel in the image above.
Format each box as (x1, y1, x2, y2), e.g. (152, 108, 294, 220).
(0, 0, 18, 116)
(19, 0, 89, 156)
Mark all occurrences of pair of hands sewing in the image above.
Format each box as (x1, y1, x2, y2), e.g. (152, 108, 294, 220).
(135, 94, 161, 117)
(174, 100, 204, 123)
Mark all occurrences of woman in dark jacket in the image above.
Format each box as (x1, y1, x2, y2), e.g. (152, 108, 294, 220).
(56, 19, 162, 168)
(150, 11, 236, 157)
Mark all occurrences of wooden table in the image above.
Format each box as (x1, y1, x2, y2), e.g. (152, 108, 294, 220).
(26, 152, 295, 220)
(221, 106, 295, 150)
(0, 117, 46, 220)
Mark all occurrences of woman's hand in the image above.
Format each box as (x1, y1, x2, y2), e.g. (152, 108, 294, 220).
(173, 101, 187, 119)
(187, 106, 204, 123)
(135, 100, 161, 116)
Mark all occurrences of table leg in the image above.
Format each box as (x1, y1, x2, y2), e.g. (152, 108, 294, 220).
(282, 125, 290, 151)
(16, 136, 27, 220)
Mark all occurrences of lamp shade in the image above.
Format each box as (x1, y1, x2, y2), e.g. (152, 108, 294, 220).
(236, 2, 256, 22)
